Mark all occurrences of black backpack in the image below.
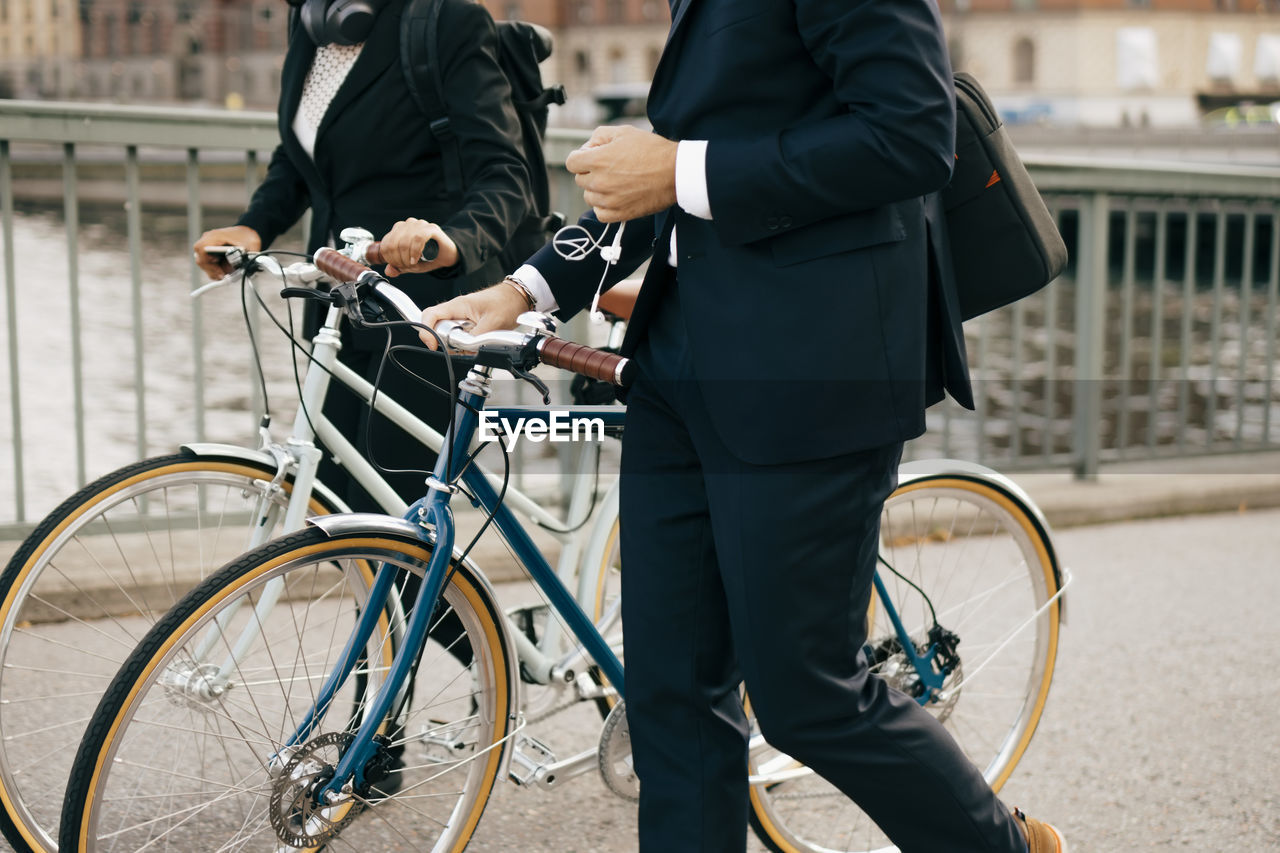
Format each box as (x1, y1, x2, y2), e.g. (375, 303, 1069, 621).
(400, 0, 566, 270)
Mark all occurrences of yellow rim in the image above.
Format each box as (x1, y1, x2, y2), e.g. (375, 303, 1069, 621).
(748, 477, 1060, 851)
(592, 520, 623, 707)
(0, 459, 328, 853)
(74, 535, 509, 853)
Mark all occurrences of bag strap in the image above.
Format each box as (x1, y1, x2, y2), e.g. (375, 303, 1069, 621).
(401, 0, 464, 198)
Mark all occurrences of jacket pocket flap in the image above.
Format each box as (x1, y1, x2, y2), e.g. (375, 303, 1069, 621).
(770, 206, 905, 267)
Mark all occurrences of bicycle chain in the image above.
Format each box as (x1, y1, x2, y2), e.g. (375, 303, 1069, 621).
(524, 686, 589, 723)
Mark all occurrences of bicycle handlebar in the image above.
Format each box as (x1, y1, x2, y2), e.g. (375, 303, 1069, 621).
(313, 247, 379, 284)
(433, 320, 632, 388)
(361, 238, 439, 266)
(538, 337, 632, 386)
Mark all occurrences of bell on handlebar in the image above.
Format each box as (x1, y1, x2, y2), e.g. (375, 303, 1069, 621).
(339, 227, 376, 265)
(339, 227, 375, 246)
(516, 312, 557, 336)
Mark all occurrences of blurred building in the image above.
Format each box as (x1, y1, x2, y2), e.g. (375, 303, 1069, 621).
(938, 0, 1280, 127)
(4, 0, 1279, 128)
(1, 0, 287, 106)
(0, 0, 79, 99)
(0, 0, 667, 124)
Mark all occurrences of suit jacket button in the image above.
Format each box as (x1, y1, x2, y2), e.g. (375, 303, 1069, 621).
(779, 215, 793, 228)
(765, 216, 779, 230)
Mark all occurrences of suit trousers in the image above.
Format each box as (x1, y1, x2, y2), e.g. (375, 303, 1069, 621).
(619, 284, 1026, 852)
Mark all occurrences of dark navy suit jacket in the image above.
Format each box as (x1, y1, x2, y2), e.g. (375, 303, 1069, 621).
(531, 0, 973, 464)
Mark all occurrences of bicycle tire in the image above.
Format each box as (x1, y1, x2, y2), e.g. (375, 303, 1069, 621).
(58, 525, 514, 853)
(0, 452, 343, 853)
(747, 474, 1063, 853)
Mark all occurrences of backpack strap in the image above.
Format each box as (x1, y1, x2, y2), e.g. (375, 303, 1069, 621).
(401, 0, 464, 198)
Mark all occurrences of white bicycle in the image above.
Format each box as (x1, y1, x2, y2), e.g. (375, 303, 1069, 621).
(0, 230, 625, 853)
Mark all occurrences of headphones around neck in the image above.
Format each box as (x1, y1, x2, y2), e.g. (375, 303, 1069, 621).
(295, 0, 389, 46)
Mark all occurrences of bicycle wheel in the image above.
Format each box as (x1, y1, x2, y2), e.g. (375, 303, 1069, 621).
(748, 474, 1063, 853)
(0, 452, 343, 853)
(58, 526, 514, 853)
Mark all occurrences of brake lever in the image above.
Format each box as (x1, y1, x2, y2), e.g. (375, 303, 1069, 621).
(510, 366, 551, 404)
(279, 286, 335, 304)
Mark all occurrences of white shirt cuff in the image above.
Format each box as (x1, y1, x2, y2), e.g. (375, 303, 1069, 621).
(511, 264, 558, 314)
(675, 140, 712, 220)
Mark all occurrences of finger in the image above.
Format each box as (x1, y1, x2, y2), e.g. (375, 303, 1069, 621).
(585, 125, 622, 147)
(419, 310, 442, 349)
(193, 253, 222, 280)
(385, 265, 401, 278)
(594, 206, 623, 223)
(566, 144, 605, 175)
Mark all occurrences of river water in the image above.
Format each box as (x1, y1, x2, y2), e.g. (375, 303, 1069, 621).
(1, 205, 590, 526)
(1, 205, 309, 522)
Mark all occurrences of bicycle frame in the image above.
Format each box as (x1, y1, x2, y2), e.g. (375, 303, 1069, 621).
(278, 362, 626, 797)
(195, 279, 624, 686)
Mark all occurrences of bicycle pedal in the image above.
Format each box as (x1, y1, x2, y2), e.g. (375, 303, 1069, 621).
(508, 733, 557, 787)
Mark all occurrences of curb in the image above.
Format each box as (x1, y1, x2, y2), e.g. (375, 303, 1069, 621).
(3, 454, 1278, 596)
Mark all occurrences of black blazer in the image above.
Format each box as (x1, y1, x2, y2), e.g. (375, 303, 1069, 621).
(238, 0, 533, 303)
(530, 0, 973, 465)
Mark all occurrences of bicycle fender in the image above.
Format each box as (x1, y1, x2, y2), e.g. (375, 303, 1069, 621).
(896, 458, 1067, 622)
(178, 442, 352, 515)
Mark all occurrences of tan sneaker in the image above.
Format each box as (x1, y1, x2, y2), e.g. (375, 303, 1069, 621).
(1013, 807, 1069, 853)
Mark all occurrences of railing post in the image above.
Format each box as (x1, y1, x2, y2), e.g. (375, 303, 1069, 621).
(1, 140, 24, 521)
(1073, 191, 1108, 480)
(64, 142, 86, 487)
(126, 144, 147, 461)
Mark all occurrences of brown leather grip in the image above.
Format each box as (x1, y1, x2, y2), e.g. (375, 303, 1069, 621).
(538, 338, 633, 386)
(363, 239, 437, 267)
(313, 247, 373, 283)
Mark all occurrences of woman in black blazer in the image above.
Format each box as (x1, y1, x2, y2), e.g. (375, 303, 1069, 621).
(194, 0, 534, 508)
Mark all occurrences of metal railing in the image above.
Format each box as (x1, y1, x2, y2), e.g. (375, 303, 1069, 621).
(3, 99, 1280, 531)
(923, 157, 1280, 477)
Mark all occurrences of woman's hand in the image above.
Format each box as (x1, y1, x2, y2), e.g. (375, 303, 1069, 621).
(192, 225, 261, 280)
(380, 218, 460, 277)
(419, 281, 528, 350)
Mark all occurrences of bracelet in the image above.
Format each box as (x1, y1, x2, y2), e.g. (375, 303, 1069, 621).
(502, 275, 536, 311)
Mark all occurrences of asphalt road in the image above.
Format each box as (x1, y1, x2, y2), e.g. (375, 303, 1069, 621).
(3, 509, 1277, 852)
(469, 508, 1280, 852)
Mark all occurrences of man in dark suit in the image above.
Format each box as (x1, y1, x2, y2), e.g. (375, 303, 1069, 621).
(422, 0, 1065, 849)
(194, 0, 533, 507)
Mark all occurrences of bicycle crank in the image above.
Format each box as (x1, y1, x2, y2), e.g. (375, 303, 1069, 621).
(598, 700, 639, 801)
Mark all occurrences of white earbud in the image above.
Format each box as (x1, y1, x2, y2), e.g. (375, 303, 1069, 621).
(599, 225, 625, 264)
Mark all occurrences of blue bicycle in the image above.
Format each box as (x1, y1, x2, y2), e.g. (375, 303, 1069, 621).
(57, 249, 1069, 853)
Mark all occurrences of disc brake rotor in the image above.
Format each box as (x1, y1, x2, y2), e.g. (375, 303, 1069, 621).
(269, 732, 362, 849)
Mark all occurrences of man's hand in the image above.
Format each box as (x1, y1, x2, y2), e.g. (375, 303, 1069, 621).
(192, 225, 261, 280)
(379, 218, 460, 277)
(419, 282, 528, 350)
(565, 125, 678, 222)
